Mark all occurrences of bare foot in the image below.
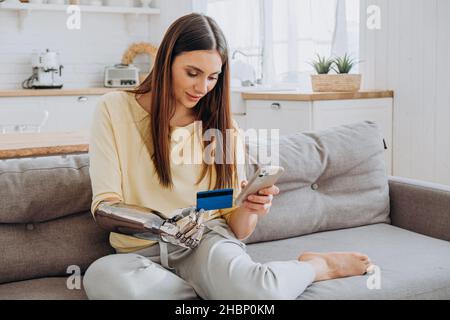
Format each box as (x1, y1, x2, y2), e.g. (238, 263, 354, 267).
(298, 251, 372, 282)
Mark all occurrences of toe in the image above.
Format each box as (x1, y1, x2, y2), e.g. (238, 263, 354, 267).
(352, 252, 369, 260)
(358, 253, 370, 262)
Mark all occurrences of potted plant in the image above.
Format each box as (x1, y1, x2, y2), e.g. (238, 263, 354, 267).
(310, 53, 361, 92)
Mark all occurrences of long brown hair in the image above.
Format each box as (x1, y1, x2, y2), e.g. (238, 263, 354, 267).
(127, 13, 237, 190)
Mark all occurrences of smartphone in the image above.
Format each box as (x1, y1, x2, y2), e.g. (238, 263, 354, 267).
(234, 166, 285, 206)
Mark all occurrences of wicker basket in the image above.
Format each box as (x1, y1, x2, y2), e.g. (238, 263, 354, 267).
(311, 74, 361, 92)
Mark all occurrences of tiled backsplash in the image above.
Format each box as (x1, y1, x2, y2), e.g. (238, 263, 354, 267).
(0, 9, 152, 89)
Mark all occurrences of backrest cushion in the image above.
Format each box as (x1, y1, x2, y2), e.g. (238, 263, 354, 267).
(0, 154, 112, 284)
(0, 154, 92, 223)
(244, 121, 391, 244)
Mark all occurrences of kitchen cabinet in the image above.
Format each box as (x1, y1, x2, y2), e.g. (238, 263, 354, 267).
(0, 92, 251, 134)
(243, 95, 393, 174)
(0, 89, 393, 173)
(0, 94, 101, 133)
(246, 100, 312, 135)
(41, 95, 100, 132)
(232, 113, 247, 130)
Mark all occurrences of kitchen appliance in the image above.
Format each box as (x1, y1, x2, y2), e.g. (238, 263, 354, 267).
(104, 63, 139, 88)
(22, 48, 64, 89)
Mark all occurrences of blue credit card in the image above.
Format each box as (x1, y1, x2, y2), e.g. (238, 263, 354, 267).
(196, 188, 234, 211)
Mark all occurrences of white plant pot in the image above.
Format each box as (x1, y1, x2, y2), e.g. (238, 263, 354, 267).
(311, 74, 362, 92)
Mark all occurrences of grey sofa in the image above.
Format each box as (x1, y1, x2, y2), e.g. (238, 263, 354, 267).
(1, 121, 449, 300)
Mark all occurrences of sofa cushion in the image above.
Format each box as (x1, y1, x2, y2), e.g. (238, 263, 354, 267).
(0, 211, 113, 284)
(0, 277, 87, 300)
(4, 224, 449, 300)
(244, 121, 390, 244)
(246, 224, 450, 299)
(0, 154, 91, 223)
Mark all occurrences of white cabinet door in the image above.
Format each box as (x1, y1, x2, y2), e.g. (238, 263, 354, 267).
(0, 95, 102, 133)
(0, 96, 47, 133)
(246, 100, 312, 135)
(313, 98, 393, 174)
(232, 113, 247, 130)
(41, 95, 101, 132)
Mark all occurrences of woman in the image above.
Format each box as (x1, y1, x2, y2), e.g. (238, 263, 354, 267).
(84, 13, 372, 300)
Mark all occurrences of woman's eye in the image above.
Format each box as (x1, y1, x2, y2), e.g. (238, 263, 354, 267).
(187, 71, 217, 81)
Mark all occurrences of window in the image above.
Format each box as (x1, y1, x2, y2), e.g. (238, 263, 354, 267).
(207, 0, 360, 86)
(207, 0, 263, 84)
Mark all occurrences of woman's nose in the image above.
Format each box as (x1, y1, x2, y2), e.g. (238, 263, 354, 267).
(194, 78, 208, 95)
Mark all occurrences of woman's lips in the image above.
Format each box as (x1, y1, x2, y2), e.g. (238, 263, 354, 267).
(186, 92, 202, 101)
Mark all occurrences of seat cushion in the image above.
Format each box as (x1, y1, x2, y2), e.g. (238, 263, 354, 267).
(0, 277, 87, 300)
(244, 121, 390, 244)
(4, 224, 448, 300)
(246, 224, 450, 299)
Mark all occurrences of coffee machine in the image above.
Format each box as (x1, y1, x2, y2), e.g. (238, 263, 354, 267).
(22, 49, 64, 89)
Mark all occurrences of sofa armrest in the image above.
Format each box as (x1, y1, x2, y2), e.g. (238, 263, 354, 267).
(388, 176, 450, 242)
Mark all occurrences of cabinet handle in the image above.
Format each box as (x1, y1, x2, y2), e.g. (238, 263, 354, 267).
(78, 96, 88, 102)
(270, 102, 281, 110)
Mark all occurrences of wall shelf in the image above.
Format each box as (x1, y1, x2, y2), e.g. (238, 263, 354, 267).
(0, 2, 160, 14)
(0, 1, 160, 32)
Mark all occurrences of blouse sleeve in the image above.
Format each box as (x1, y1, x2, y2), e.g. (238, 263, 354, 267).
(219, 120, 247, 223)
(88, 98, 124, 217)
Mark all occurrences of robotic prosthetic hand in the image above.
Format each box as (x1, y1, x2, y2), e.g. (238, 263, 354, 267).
(94, 201, 206, 249)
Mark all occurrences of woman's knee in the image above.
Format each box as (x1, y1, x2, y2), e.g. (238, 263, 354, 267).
(205, 262, 301, 300)
(83, 253, 196, 300)
(83, 253, 143, 299)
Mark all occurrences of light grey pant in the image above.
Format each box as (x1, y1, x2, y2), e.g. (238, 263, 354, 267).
(83, 219, 315, 300)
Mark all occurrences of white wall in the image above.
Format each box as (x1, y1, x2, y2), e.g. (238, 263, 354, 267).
(148, 0, 194, 44)
(359, 0, 450, 185)
(0, 0, 194, 89)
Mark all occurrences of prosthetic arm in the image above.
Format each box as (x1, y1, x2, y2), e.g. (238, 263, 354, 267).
(94, 200, 206, 249)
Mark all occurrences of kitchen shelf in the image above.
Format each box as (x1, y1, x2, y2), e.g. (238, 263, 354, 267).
(0, 2, 160, 32)
(0, 2, 160, 14)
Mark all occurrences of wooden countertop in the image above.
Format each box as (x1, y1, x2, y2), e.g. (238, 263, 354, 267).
(0, 89, 393, 159)
(0, 88, 393, 100)
(0, 88, 124, 97)
(241, 90, 394, 101)
(0, 131, 89, 159)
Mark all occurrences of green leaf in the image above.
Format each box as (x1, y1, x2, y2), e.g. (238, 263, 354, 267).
(308, 54, 334, 74)
(332, 53, 358, 74)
